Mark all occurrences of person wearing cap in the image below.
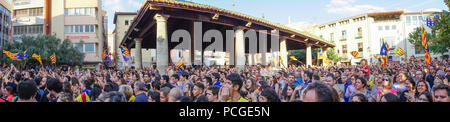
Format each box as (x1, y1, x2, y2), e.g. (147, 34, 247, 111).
(133, 82, 148, 102)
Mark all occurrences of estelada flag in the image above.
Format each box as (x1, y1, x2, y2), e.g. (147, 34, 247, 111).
(350, 51, 359, 58)
(395, 47, 405, 56)
(425, 46, 431, 66)
(23, 50, 28, 59)
(3, 50, 22, 61)
(120, 45, 130, 56)
(32, 53, 43, 65)
(50, 53, 56, 64)
(102, 50, 108, 59)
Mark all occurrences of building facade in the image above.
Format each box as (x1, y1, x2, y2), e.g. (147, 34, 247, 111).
(315, 9, 448, 65)
(50, 0, 106, 67)
(0, 0, 11, 46)
(12, 0, 44, 42)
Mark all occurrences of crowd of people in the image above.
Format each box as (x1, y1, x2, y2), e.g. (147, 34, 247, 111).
(1, 57, 449, 102)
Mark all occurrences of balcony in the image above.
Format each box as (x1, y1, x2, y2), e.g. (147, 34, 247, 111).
(355, 35, 362, 39)
(339, 38, 347, 41)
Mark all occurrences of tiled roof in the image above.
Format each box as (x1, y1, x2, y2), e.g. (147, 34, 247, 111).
(148, 0, 334, 47)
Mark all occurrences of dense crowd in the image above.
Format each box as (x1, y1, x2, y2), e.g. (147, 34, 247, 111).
(1, 57, 449, 102)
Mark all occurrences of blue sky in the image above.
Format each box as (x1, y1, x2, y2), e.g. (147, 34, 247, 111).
(103, 0, 448, 33)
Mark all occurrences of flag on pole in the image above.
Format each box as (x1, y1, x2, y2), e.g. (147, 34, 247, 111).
(290, 56, 297, 61)
(32, 53, 42, 65)
(175, 56, 185, 69)
(350, 51, 359, 58)
(3, 50, 22, 61)
(395, 47, 406, 56)
(23, 50, 28, 59)
(421, 26, 427, 48)
(50, 53, 56, 64)
(425, 47, 431, 66)
(102, 50, 109, 59)
(120, 45, 130, 56)
(279, 56, 285, 67)
(427, 16, 435, 27)
(380, 42, 388, 67)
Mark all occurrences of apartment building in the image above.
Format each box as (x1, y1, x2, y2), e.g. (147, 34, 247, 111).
(0, 0, 11, 46)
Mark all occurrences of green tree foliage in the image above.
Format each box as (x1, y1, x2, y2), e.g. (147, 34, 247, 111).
(1, 35, 84, 67)
(431, 10, 450, 50)
(408, 27, 448, 54)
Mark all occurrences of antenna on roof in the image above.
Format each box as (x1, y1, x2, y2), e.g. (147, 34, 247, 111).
(288, 16, 291, 24)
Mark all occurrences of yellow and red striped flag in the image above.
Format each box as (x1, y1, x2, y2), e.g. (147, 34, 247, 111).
(421, 26, 427, 48)
(350, 51, 359, 58)
(50, 53, 56, 64)
(3, 50, 22, 61)
(395, 47, 406, 56)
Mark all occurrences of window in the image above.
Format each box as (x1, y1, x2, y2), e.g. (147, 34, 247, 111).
(86, 8, 91, 16)
(330, 33, 334, 42)
(342, 45, 347, 54)
(419, 16, 423, 23)
(90, 25, 95, 32)
(412, 16, 417, 24)
(65, 9, 68, 16)
(74, 44, 83, 52)
(357, 27, 362, 36)
(79, 25, 84, 33)
(378, 26, 383, 31)
(69, 9, 75, 15)
(341, 30, 346, 40)
(80, 8, 85, 15)
(85, 25, 90, 32)
(385, 26, 390, 30)
(358, 42, 363, 52)
(125, 20, 129, 25)
(65, 26, 71, 33)
(392, 25, 396, 30)
(75, 25, 80, 32)
(84, 43, 95, 52)
(406, 16, 411, 25)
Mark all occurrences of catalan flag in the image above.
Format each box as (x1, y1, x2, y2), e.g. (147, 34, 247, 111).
(120, 45, 130, 56)
(395, 47, 406, 56)
(350, 51, 359, 58)
(421, 26, 427, 48)
(3, 50, 22, 61)
(32, 53, 43, 65)
(50, 53, 56, 64)
(175, 56, 185, 69)
(425, 48, 431, 66)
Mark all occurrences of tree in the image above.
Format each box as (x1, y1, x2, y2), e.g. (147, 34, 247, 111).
(431, 10, 450, 50)
(1, 35, 84, 68)
(408, 27, 448, 55)
(326, 48, 342, 62)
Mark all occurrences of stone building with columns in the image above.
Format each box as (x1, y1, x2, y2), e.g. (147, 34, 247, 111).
(120, 0, 334, 74)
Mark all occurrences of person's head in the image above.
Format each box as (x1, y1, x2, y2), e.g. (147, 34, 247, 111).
(183, 82, 194, 96)
(204, 76, 213, 87)
(245, 78, 257, 91)
(312, 74, 320, 82)
(434, 78, 443, 87)
(103, 82, 119, 92)
(193, 82, 205, 98)
(302, 82, 336, 102)
(415, 71, 424, 79)
(100, 91, 127, 102)
(148, 91, 160, 102)
(325, 73, 335, 86)
(176, 96, 193, 102)
(57, 92, 73, 102)
(380, 93, 399, 102)
(5, 86, 14, 95)
(417, 91, 433, 102)
(416, 80, 429, 93)
(170, 74, 179, 84)
(196, 95, 209, 102)
(282, 84, 296, 100)
(259, 89, 280, 102)
(46, 78, 62, 95)
(206, 85, 220, 102)
(226, 73, 243, 93)
(405, 77, 416, 91)
(168, 88, 182, 102)
(118, 85, 133, 101)
(17, 80, 37, 101)
(351, 93, 368, 102)
(396, 72, 408, 83)
(433, 84, 450, 102)
(14, 72, 22, 82)
(160, 87, 170, 102)
(133, 82, 147, 94)
(355, 77, 367, 90)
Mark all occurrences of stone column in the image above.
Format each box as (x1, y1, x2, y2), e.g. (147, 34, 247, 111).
(154, 13, 170, 75)
(280, 38, 288, 68)
(134, 38, 143, 69)
(235, 26, 245, 71)
(306, 44, 312, 67)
